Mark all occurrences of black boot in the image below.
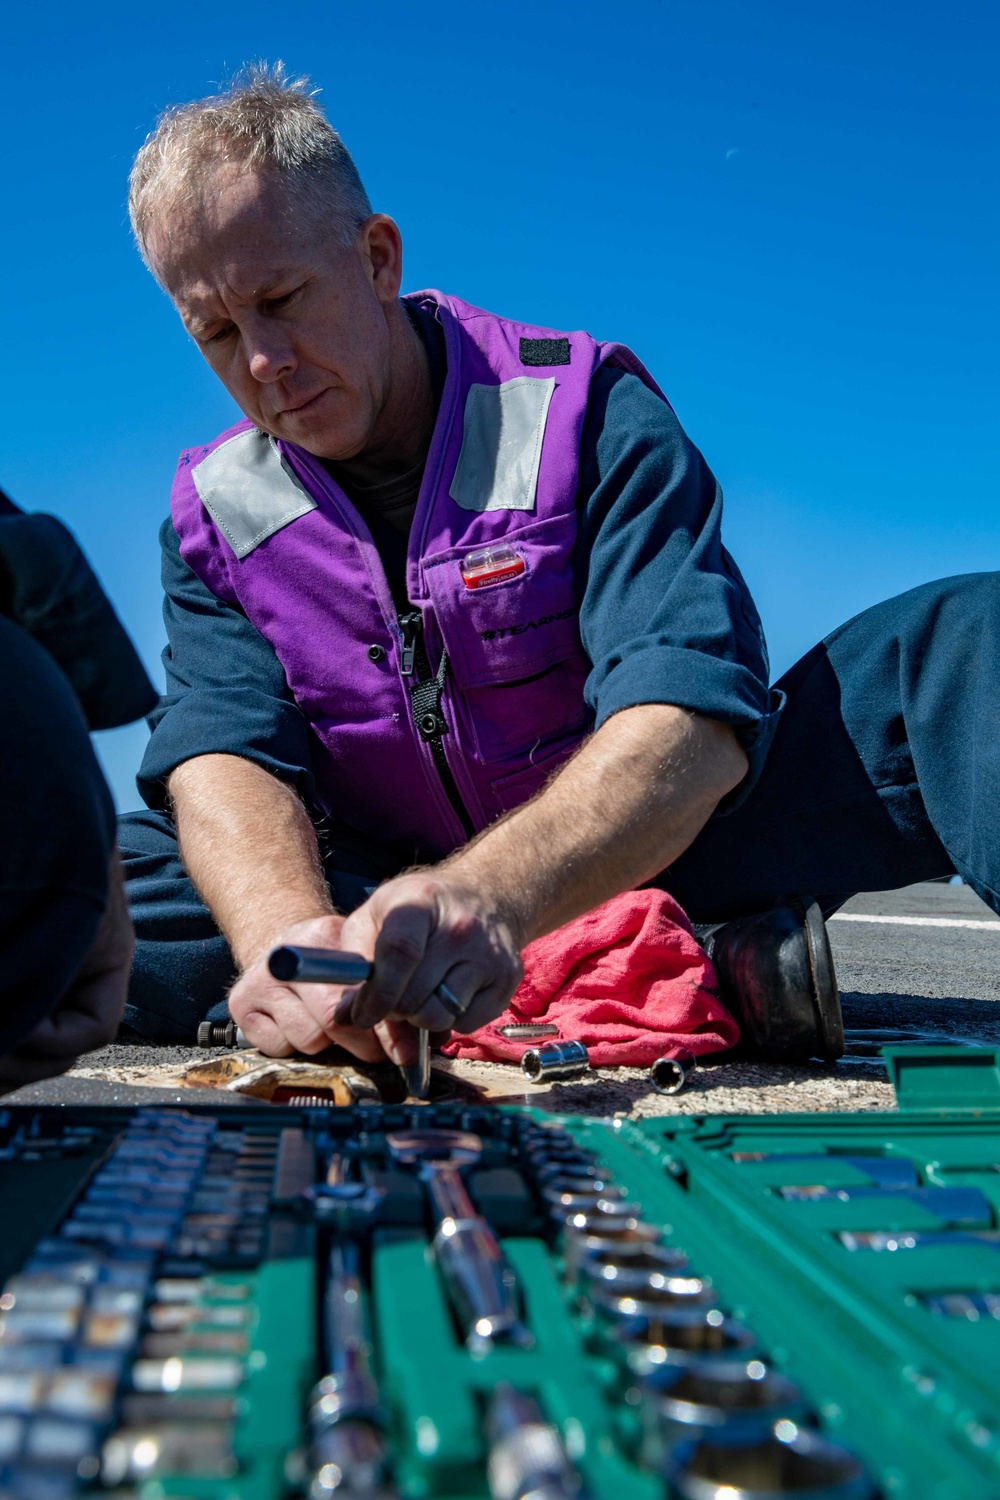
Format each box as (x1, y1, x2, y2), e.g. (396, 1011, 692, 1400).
(698, 897, 843, 1062)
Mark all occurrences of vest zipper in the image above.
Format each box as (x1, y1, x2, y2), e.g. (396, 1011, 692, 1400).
(397, 611, 476, 840)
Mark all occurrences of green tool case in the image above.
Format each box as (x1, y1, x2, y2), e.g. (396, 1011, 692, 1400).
(0, 1046, 999, 1499)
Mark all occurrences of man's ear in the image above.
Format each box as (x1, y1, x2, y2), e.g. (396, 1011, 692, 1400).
(360, 214, 404, 305)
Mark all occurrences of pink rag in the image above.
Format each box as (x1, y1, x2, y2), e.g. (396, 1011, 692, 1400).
(440, 889, 739, 1067)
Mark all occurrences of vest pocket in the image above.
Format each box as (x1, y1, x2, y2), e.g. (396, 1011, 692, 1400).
(424, 516, 591, 760)
(486, 732, 583, 816)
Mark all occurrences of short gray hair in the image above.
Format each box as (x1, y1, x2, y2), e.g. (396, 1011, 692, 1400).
(129, 62, 372, 267)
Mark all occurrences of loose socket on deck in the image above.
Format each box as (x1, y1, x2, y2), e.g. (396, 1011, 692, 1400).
(521, 1040, 590, 1083)
(649, 1051, 696, 1096)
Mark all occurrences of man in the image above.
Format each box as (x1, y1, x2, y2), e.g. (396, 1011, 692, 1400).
(0, 488, 156, 1090)
(121, 66, 989, 1066)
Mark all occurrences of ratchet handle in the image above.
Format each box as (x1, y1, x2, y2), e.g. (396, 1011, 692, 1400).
(432, 1215, 532, 1352)
(268, 946, 374, 985)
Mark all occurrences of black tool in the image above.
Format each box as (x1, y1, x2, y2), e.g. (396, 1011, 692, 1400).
(268, 947, 375, 986)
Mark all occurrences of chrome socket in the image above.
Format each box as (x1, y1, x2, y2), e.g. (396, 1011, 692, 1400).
(649, 1050, 695, 1096)
(530, 1154, 600, 1181)
(640, 1359, 805, 1467)
(664, 1423, 874, 1499)
(611, 1308, 756, 1376)
(548, 1197, 641, 1227)
(562, 1221, 662, 1278)
(580, 1244, 694, 1298)
(521, 1040, 590, 1083)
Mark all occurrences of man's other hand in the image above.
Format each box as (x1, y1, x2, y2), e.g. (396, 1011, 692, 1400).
(337, 872, 524, 1035)
(0, 853, 133, 1091)
(227, 912, 416, 1063)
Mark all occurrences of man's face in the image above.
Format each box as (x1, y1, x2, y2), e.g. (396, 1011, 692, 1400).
(147, 165, 400, 461)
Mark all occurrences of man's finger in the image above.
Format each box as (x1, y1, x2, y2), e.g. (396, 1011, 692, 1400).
(235, 979, 390, 1063)
(350, 903, 436, 1025)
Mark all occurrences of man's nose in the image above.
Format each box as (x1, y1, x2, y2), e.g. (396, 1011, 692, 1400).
(244, 321, 297, 383)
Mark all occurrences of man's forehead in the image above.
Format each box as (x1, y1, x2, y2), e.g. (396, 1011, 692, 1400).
(148, 164, 325, 301)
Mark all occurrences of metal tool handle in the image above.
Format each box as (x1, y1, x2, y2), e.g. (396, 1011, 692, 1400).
(308, 1419, 395, 1499)
(419, 1160, 476, 1222)
(322, 1243, 381, 1411)
(486, 1383, 583, 1500)
(268, 946, 374, 985)
(308, 1244, 394, 1496)
(432, 1216, 532, 1353)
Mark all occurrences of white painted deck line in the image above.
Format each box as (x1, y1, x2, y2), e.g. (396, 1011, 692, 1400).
(830, 913, 1000, 930)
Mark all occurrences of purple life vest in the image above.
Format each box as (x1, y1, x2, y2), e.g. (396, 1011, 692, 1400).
(171, 291, 665, 859)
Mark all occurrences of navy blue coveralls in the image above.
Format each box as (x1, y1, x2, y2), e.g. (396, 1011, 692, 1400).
(0, 492, 155, 1054)
(120, 308, 994, 1040)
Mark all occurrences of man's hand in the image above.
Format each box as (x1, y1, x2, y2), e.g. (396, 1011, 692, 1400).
(0, 853, 132, 1091)
(338, 872, 524, 1034)
(338, 704, 748, 1036)
(229, 911, 396, 1061)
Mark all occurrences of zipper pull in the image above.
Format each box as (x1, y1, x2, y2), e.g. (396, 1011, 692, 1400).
(397, 611, 421, 677)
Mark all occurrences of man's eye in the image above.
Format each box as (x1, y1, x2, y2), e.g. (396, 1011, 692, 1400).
(207, 326, 234, 344)
(265, 288, 300, 312)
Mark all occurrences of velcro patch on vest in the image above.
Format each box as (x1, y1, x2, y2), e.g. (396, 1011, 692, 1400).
(449, 377, 555, 513)
(519, 337, 571, 366)
(192, 429, 317, 560)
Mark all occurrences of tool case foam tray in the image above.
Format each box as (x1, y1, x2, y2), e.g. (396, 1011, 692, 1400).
(0, 1045, 999, 1499)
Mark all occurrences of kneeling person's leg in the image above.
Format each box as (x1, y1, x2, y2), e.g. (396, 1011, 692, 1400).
(666, 575, 990, 921)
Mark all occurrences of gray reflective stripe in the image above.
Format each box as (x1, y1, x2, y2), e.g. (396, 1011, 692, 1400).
(449, 376, 555, 513)
(192, 429, 317, 559)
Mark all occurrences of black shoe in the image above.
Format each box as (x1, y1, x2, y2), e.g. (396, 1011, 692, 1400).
(699, 897, 843, 1062)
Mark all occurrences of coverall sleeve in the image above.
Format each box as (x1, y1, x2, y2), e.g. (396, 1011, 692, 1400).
(136, 519, 316, 809)
(576, 367, 781, 800)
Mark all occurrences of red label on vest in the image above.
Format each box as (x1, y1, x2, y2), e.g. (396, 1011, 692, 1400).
(460, 545, 525, 590)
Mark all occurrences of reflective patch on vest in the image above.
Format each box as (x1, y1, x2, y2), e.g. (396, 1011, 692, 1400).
(449, 377, 556, 513)
(192, 429, 317, 560)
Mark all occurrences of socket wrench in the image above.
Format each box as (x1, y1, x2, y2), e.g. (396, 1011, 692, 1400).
(385, 1129, 532, 1353)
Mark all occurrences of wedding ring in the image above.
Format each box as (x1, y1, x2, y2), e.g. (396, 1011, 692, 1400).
(433, 981, 466, 1020)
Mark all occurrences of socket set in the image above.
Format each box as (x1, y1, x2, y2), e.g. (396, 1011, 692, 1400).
(0, 1047, 997, 1496)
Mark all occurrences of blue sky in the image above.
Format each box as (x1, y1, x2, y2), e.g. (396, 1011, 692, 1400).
(3, 0, 997, 808)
